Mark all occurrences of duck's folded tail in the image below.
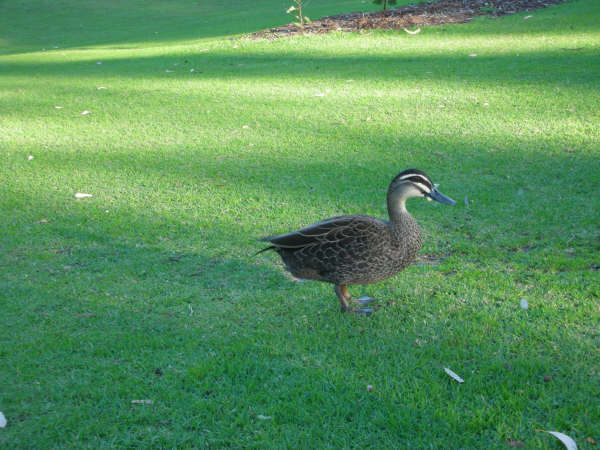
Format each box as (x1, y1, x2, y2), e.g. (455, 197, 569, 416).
(253, 244, 276, 256)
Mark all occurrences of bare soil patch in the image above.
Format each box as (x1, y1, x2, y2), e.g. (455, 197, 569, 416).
(249, 0, 566, 39)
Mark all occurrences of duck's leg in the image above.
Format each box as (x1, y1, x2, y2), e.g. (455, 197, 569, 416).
(334, 284, 373, 315)
(334, 284, 351, 312)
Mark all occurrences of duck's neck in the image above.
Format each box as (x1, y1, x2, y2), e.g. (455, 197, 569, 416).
(387, 193, 422, 254)
(387, 192, 410, 224)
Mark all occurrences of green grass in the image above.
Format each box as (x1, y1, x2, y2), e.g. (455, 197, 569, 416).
(1, 0, 599, 447)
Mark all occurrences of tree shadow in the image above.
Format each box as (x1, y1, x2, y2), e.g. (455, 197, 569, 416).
(0, 0, 386, 56)
(2, 47, 597, 91)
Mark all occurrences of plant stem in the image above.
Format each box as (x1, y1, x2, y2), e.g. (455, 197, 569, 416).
(298, 0, 303, 26)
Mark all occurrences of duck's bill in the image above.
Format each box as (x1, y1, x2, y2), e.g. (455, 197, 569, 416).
(427, 188, 456, 205)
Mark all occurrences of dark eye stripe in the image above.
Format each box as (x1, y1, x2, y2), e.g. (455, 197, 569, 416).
(406, 176, 432, 189)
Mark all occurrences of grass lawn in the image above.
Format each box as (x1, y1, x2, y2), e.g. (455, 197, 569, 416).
(1, 0, 599, 447)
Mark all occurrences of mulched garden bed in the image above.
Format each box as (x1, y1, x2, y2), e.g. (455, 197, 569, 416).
(249, 0, 567, 39)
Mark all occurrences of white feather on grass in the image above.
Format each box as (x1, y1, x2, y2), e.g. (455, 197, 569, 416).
(444, 367, 464, 383)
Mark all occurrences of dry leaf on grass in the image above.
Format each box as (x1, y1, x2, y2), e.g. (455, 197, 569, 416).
(131, 399, 153, 405)
(539, 431, 578, 450)
(444, 367, 464, 383)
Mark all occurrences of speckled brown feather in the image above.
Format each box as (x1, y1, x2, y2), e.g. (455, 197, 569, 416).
(259, 212, 422, 286)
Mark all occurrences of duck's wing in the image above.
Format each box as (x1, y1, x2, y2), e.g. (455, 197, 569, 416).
(258, 215, 387, 250)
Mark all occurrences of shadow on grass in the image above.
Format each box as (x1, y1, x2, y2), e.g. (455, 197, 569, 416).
(2, 47, 599, 89)
(1, 214, 288, 324)
(2, 156, 598, 445)
(0, 0, 279, 54)
(0, 0, 389, 56)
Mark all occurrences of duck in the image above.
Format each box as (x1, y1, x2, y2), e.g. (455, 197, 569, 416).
(258, 169, 455, 314)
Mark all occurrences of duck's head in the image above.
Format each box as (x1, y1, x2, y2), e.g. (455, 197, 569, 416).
(387, 168, 456, 212)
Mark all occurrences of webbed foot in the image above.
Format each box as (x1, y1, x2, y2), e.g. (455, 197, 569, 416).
(352, 296, 376, 306)
(335, 285, 376, 315)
